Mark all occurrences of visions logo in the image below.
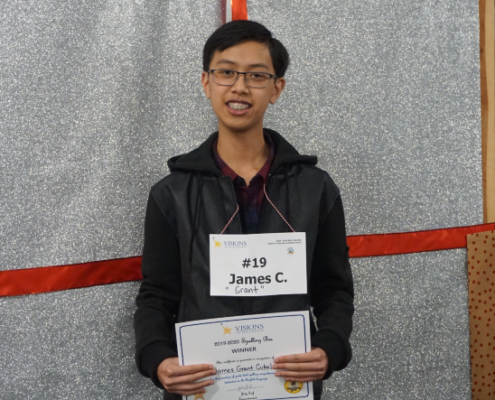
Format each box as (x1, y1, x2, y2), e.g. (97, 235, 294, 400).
(234, 323, 264, 334)
(223, 241, 248, 248)
(212, 237, 247, 249)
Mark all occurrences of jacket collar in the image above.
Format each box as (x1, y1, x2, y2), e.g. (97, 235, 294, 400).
(167, 129, 317, 176)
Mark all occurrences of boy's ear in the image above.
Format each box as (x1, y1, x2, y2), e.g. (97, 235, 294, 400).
(269, 77, 286, 105)
(201, 71, 211, 99)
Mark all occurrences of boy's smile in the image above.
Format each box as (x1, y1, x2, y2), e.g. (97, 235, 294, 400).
(202, 41, 285, 135)
(227, 99, 252, 114)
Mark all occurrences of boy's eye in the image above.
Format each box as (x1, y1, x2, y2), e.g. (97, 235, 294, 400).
(249, 72, 268, 81)
(220, 69, 235, 76)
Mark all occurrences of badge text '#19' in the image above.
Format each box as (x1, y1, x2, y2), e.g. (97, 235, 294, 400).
(241, 257, 267, 268)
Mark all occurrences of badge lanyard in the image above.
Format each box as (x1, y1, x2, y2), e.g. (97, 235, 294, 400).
(220, 183, 295, 234)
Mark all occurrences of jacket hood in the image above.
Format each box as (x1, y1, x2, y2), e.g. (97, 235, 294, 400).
(167, 129, 317, 176)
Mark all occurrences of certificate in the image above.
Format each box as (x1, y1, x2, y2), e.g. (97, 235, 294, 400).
(210, 233, 307, 297)
(176, 311, 313, 400)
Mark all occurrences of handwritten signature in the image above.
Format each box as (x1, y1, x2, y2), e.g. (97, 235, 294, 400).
(228, 384, 264, 392)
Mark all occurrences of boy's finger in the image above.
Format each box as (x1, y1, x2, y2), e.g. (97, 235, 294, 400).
(273, 362, 321, 371)
(274, 353, 305, 363)
(282, 375, 319, 382)
(168, 363, 216, 376)
(274, 351, 318, 364)
(168, 379, 215, 394)
(274, 348, 327, 366)
(167, 369, 217, 386)
(275, 370, 324, 381)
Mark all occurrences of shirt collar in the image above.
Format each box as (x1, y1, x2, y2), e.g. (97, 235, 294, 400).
(213, 132, 275, 184)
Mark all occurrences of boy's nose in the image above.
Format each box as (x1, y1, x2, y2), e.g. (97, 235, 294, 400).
(231, 73, 249, 92)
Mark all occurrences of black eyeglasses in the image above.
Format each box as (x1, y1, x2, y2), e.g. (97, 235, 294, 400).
(208, 69, 277, 88)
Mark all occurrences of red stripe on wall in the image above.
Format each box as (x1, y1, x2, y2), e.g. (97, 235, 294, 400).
(0, 257, 142, 297)
(347, 223, 495, 257)
(1, 224, 494, 297)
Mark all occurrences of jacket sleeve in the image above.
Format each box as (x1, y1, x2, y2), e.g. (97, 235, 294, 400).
(134, 190, 181, 389)
(309, 195, 354, 378)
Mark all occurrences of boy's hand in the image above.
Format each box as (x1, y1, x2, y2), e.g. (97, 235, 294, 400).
(157, 357, 217, 395)
(273, 347, 328, 382)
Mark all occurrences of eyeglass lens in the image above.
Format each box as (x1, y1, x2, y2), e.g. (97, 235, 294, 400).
(212, 70, 271, 88)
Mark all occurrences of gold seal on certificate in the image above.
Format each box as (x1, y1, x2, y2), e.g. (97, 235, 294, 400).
(175, 311, 313, 400)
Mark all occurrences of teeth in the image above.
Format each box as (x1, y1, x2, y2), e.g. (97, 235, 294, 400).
(229, 102, 250, 111)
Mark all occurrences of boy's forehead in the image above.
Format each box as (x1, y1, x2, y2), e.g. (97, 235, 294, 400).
(210, 41, 274, 71)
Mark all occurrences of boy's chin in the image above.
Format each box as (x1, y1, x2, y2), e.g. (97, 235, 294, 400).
(220, 122, 263, 135)
(218, 113, 265, 133)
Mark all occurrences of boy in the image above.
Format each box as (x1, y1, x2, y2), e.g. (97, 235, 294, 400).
(134, 20, 354, 400)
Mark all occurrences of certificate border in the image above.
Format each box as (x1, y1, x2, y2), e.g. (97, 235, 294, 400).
(177, 312, 311, 400)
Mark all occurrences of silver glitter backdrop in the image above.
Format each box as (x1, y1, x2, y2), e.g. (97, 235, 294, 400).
(0, 282, 161, 400)
(326, 250, 471, 399)
(0, 0, 481, 399)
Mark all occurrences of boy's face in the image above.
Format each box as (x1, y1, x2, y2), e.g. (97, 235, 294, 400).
(201, 41, 285, 135)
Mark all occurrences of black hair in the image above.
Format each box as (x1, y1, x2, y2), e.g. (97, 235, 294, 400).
(202, 20, 290, 78)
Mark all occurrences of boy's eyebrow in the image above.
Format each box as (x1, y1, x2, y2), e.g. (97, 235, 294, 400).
(215, 59, 270, 70)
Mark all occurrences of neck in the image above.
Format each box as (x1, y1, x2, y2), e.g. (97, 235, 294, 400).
(217, 127, 268, 185)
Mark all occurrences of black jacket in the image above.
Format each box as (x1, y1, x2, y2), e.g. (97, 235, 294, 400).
(134, 129, 354, 396)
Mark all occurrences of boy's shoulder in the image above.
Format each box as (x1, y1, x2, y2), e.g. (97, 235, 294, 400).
(149, 132, 221, 197)
(263, 128, 340, 194)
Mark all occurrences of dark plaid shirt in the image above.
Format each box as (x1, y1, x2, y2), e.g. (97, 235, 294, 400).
(213, 133, 275, 234)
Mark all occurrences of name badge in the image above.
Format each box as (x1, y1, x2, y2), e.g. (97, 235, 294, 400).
(209, 232, 307, 296)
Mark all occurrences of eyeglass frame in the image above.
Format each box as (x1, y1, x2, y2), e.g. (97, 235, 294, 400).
(207, 69, 278, 88)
